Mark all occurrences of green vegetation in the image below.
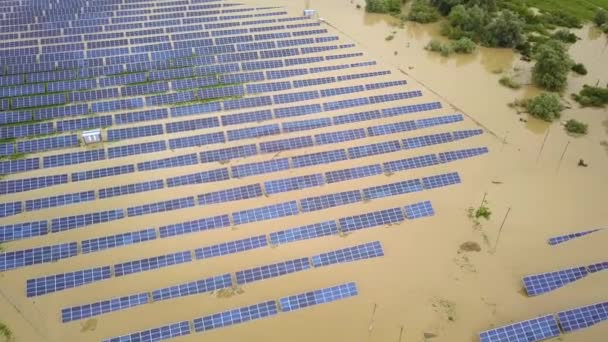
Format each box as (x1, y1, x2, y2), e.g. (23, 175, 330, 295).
(526, 0, 608, 21)
(0, 321, 11, 341)
(425, 37, 476, 55)
(572, 85, 608, 107)
(426, 39, 454, 56)
(407, 0, 440, 23)
(594, 9, 608, 32)
(571, 63, 588, 75)
(385, 34, 395, 41)
(451, 37, 477, 52)
(365, 0, 403, 14)
(541, 10, 582, 28)
(467, 200, 492, 227)
(526, 93, 563, 121)
(552, 29, 578, 43)
(499, 75, 522, 89)
(565, 119, 589, 134)
(532, 40, 572, 91)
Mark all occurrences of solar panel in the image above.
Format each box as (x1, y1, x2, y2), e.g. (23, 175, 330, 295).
(325, 164, 383, 184)
(99, 180, 164, 199)
(151, 274, 232, 302)
(0, 221, 48, 243)
(165, 117, 220, 133)
(27, 266, 112, 297)
(274, 103, 322, 118)
(82, 228, 157, 254)
(523, 266, 589, 296)
(0, 122, 53, 139)
(159, 214, 231, 239)
(51, 209, 125, 233)
(108, 140, 167, 159)
(114, 251, 193, 277)
(127, 196, 195, 217)
(198, 184, 263, 205)
(43, 149, 106, 168)
(221, 109, 273, 126)
(265, 174, 325, 195)
(279, 282, 358, 312)
(0, 242, 76, 272)
(421, 172, 461, 189)
(557, 301, 608, 333)
(323, 97, 369, 111)
(26, 191, 96, 211)
(333, 109, 382, 125)
(166, 168, 229, 187)
(339, 207, 405, 232)
(282, 117, 332, 133)
(269, 221, 339, 245)
(259, 136, 314, 153)
(311, 241, 384, 267)
(291, 150, 348, 168)
(17, 135, 79, 153)
(416, 114, 463, 128)
(300, 190, 362, 212)
(193, 301, 278, 333)
(383, 154, 440, 173)
(452, 129, 483, 140)
(587, 261, 608, 273)
(363, 179, 423, 199)
(479, 315, 560, 342)
(403, 132, 453, 149)
(438, 147, 489, 163)
(168, 132, 226, 149)
(107, 124, 164, 141)
(547, 229, 602, 245)
(169, 101, 221, 119)
(232, 201, 299, 225)
(231, 158, 290, 178)
(0, 158, 40, 174)
(314, 128, 367, 145)
(348, 140, 401, 159)
(102, 320, 191, 342)
(227, 124, 281, 141)
(0, 174, 68, 195)
(404, 201, 435, 219)
(367, 120, 417, 137)
(236, 257, 310, 284)
(195, 235, 268, 260)
(137, 153, 199, 171)
(61, 293, 149, 323)
(72, 164, 135, 182)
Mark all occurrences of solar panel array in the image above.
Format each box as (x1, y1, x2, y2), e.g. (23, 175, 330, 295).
(547, 228, 603, 245)
(523, 261, 607, 296)
(0, 1, 488, 340)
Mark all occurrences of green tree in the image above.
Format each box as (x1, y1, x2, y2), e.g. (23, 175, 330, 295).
(366, 0, 402, 14)
(430, 0, 465, 15)
(526, 93, 563, 121)
(445, 5, 489, 40)
(565, 119, 588, 135)
(452, 37, 476, 52)
(408, 0, 440, 23)
(593, 9, 608, 27)
(532, 40, 572, 91)
(572, 85, 608, 107)
(483, 10, 524, 47)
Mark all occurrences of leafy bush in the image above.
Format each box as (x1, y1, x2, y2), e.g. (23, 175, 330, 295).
(552, 29, 578, 43)
(408, 0, 440, 23)
(532, 40, 572, 91)
(572, 85, 608, 107)
(526, 93, 563, 121)
(542, 10, 582, 28)
(482, 10, 525, 47)
(451, 37, 476, 52)
(366, 0, 402, 14)
(425, 39, 454, 56)
(594, 9, 608, 27)
(571, 63, 587, 75)
(565, 119, 588, 135)
(499, 76, 521, 89)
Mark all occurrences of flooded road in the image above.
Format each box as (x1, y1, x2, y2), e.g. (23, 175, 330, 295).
(0, 1, 606, 342)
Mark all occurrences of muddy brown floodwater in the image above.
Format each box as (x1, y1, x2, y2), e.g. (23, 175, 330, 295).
(1, 1, 607, 342)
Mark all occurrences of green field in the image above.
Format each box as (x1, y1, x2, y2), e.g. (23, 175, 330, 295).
(526, 0, 608, 21)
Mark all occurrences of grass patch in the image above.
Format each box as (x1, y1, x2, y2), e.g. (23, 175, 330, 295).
(499, 76, 522, 89)
(0, 321, 12, 341)
(525, 0, 608, 21)
(565, 119, 588, 134)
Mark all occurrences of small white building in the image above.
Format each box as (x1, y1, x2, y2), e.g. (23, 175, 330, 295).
(82, 129, 102, 144)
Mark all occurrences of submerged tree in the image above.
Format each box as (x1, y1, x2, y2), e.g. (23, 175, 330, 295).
(532, 40, 572, 91)
(483, 10, 524, 47)
(365, 0, 402, 14)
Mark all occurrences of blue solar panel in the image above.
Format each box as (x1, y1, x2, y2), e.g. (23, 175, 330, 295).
(523, 266, 589, 296)
(26, 191, 96, 211)
(312, 241, 384, 267)
(260, 136, 314, 153)
(314, 128, 367, 145)
(0, 158, 39, 174)
(0, 143, 14, 156)
(281, 117, 332, 133)
(221, 109, 273, 126)
(439, 147, 489, 163)
(348, 140, 401, 159)
(62, 293, 149, 323)
(479, 315, 560, 342)
(404, 201, 435, 219)
(107, 124, 164, 141)
(383, 154, 439, 173)
(99, 180, 164, 199)
(200, 144, 258, 164)
(232, 201, 299, 225)
(165, 117, 220, 133)
(403, 132, 453, 149)
(279, 282, 358, 312)
(0, 122, 53, 139)
(198, 184, 263, 205)
(72, 164, 135, 182)
(0, 221, 48, 243)
(339, 207, 405, 232)
(323, 97, 369, 111)
(270, 220, 339, 245)
(51, 209, 125, 233)
(0, 242, 76, 272)
(127, 196, 195, 217)
(363, 179, 423, 199)
(151, 274, 232, 302)
(557, 301, 608, 333)
(43, 149, 105, 168)
(274, 103, 321, 118)
(115, 109, 168, 124)
(166, 168, 229, 187)
(273, 90, 319, 104)
(114, 251, 193, 277)
(82, 229, 157, 254)
(452, 129, 483, 140)
(193, 301, 278, 333)
(0, 174, 68, 195)
(231, 158, 290, 178)
(137, 153, 199, 171)
(168, 132, 226, 149)
(416, 114, 463, 128)
(159, 214, 231, 239)
(300, 190, 362, 212)
(333, 109, 382, 126)
(548, 229, 603, 245)
(325, 164, 383, 184)
(291, 149, 348, 168)
(227, 124, 281, 141)
(108, 141, 167, 159)
(367, 120, 417, 137)
(236, 257, 310, 284)
(265, 174, 324, 195)
(27, 266, 112, 297)
(421, 172, 461, 189)
(102, 320, 191, 342)
(195, 235, 268, 260)
(17, 135, 79, 153)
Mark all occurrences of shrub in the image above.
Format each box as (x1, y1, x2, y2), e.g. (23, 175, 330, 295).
(482, 10, 525, 47)
(552, 29, 578, 43)
(532, 40, 572, 91)
(594, 9, 608, 27)
(408, 0, 440, 23)
(565, 119, 588, 135)
(526, 93, 563, 121)
(499, 76, 521, 89)
(425, 39, 454, 56)
(451, 37, 476, 53)
(572, 85, 608, 107)
(366, 0, 402, 14)
(571, 63, 587, 75)
(0, 322, 12, 341)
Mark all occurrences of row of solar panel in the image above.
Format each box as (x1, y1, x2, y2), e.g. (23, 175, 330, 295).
(479, 301, 608, 342)
(102, 282, 359, 341)
(523, 260, 607, 296)
(547, 228, 603, 245)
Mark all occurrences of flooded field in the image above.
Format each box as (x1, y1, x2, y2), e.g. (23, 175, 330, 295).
(0, 0, 606, 342)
